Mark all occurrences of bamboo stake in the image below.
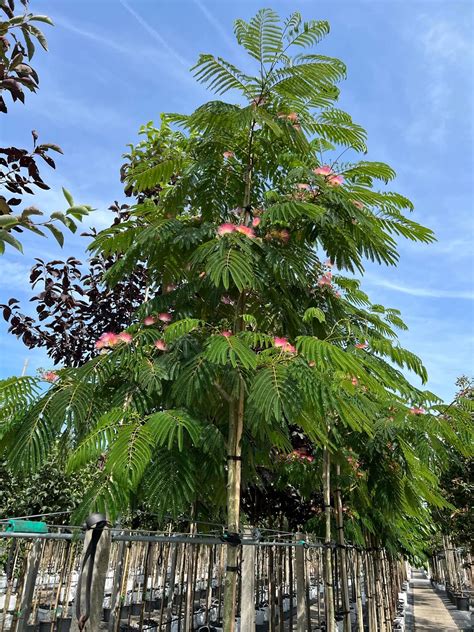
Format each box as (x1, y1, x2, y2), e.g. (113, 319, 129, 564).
(323, 448, 335, 632)
(334, 464, 351, 632)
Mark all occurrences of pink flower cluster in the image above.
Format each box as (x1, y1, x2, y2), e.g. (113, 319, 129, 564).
(42, 371, 58, 383)
(217, 223, 256, 238)
(144, 313, 172, 326)
(409, 406, 425, 415)
(355, 342, 368, 349)
(274, 337, 296, 354)
(313, 165, 344, 187)
(221, 330, 232, 338)
(95, 331, 133, 350)
(223, 151, 235, 160)
(154, 339, 168, 351)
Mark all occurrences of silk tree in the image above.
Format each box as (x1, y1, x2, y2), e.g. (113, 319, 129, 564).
(0, 9, 443, 632)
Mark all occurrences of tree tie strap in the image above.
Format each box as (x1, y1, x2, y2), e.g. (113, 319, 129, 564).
(76, 513, 108, 631)
(220, 531, 241, 546)
(226, 455, 242, 461)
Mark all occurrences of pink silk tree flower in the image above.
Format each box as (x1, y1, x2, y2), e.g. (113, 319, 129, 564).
(117, 332, 133, 343)
(351, 376, 359, 386)
(409, 406, 425, 415)
(252, 217, 261, 227)
(283, 343, 296, 353)
(221, 330, 232, 338)
(95, 332, 119, 348)
(154, 339, 168, 351)
(318, 274, 332, 287)
(355, 342, 368, 349)
(235, 225, 255, 238)
(143, 316, 156, 326)
(274, 336, 288, 348)
(352, 199, 364, 209)
(286, 112, 298, 122)
(217, 223, 236, 236)
(42, 371, 58, 383)
(158, 313, 172, 323)
(223, 151, 235, 160)
(327, 174, 344, 187)
(296, 183, 311, 190)
(313, 165, 333, 176)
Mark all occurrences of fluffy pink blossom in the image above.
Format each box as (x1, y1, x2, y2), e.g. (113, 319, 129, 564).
(278, 229, 290, 243)
(352, 199, 364, 210)
(223, 151, 235, 160)
(154, 339, 168, 351)
(355, 342, 368, 349)
(252, 217, 261, 227)
(409, 406, 425, 415)
(327, 174, 344, 187)
(325, 259, 333, 268)
(314, 165, 344, 186)
(158, 313, 172, 323)
(334, 291, 341, 299)
(144, 316, 156, 326)
(95, 332, 119, 349)
(42, 371, 58, 383)
(274, 337, 296, 353)
(217, 223, 236, 236)
(296, 183, 311, 190)
(351, 376, 358, 386)
(235, 225, 255, 238)
(221, 295, 233, 305)
(318, 274, 332, 287)
(117, 332, 133, 343)
(221, 330, 232, 338)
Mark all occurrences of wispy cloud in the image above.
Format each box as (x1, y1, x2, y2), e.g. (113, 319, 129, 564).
(0, 261, 32, 290)
(193, 0, 237, 51)
(57, 17, 137, 57)
(118, 0, 191, 69)
(366, 274, 474, 300)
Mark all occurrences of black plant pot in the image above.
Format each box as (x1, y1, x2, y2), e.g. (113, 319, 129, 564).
(103, 607, 111, 622)
(120, 604, 131, 618)
(456, 595, 470, 611)
(131, 602, 142, 616)
(57, 619, 72, 632)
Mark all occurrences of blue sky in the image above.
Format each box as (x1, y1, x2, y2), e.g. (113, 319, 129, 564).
(1, 0, 473, 402)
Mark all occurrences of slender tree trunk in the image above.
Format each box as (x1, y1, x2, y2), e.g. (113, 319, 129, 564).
(222, 112, 257, 632)
(354, 551, 364, 632)
(222, 383, 245, 632)
(323, 448, 336, 632)
(334, 464, 351, 632)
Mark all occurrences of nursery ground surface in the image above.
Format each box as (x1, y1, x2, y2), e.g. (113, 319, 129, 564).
(411, 570, 471, 631)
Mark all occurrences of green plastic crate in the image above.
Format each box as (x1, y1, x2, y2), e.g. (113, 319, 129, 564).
(5, 519, 48, 533)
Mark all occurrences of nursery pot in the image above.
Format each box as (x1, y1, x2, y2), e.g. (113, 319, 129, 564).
(103, 607, 111, 622)
(456, 595, 469, 611)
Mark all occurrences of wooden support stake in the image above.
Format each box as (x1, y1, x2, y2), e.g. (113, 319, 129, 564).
(241, 527, 256, 631)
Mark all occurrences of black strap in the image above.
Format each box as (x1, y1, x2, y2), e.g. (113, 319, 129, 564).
(221, 531, 241, 546)
(76, 518, 107, 630)
(227, 455, 242, 461)
(226, 565, 240, 572)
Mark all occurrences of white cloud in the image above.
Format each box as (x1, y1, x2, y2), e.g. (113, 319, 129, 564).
(365, 274, 474, 300)
(118, 0, 191, 69)
(421, 19, 472, 62)
(0, 261, 32, 290)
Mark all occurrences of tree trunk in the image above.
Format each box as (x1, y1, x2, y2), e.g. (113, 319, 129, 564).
(334, 464, 351, 632)
(71, 527, 111, 632)
(222, 385, 245, 632)
(323, 448, 336, 632)
(354, 551, 364, 632)
(295, 534, 306, 632)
